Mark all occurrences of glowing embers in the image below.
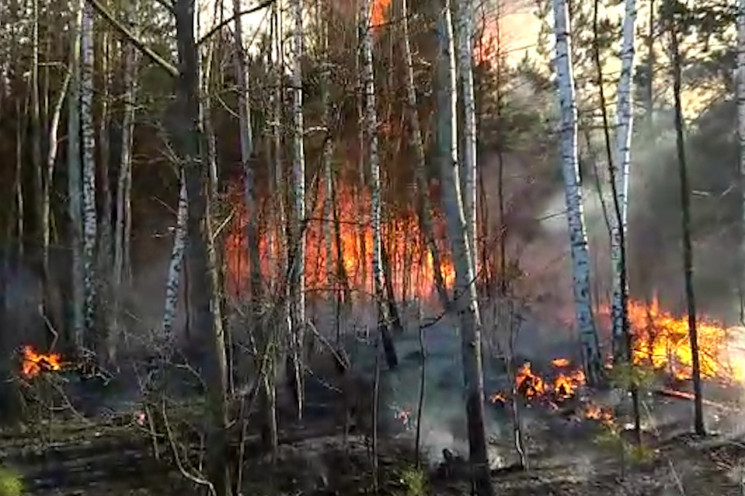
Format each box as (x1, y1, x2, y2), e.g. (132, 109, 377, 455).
(20, 345, 61, 379)
(491, 358, 586, 405)
(623, 298, 745, 383)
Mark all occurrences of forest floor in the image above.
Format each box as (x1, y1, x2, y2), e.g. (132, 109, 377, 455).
(2, 404, 745, 496)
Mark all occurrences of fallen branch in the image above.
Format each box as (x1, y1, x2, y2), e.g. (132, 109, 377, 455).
(654, 388, 736, 411)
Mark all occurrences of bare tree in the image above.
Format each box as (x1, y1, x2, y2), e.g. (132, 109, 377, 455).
(454, 0, 477, 271)
(289, 0, 307, 419)
(666, 0, 704, 436)
(81, 0, 98, 347)
(551, 0, 602, 384)
(69, 0, 85, 350)
(437, 1, 493, 494)
(360, 0, 398, 369)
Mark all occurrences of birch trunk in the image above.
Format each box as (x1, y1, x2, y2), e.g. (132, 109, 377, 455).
(454, 0, 477, 274)
(69, 0, 85, 350)
(437, 2, 493, 493)
(173, 0, 231, 492)
(81, 0, 98, 344)
(232, 0, 277, 453)
(738, 0, 745, 324)
(610, 0, 636, 359)
(113, 0, 138, 346)
(287, 0, 307, 420)
(400, 0, 449, 308)
(41, 71, 71, 343)
(551, 0, 602, 384)
(162, 176, 187, 339)
(360, 0, 398, 369)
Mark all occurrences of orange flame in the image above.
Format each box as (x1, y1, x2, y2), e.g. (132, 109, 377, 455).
(371, 0, 391, 27)
(224, 182, 456, 301)
(552, 358, 570, 367)
(489, 392, 506, 404)
(583, 402, 614, 424)
(516, 362, 545, 398)
(624, 298, 745, 383)
(21, 346, 61, 378)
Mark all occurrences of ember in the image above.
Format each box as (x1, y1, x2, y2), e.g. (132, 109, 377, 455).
(20, 345, 61, 378)
(489, 392, 506, 404)
(583, 402, 614, 424)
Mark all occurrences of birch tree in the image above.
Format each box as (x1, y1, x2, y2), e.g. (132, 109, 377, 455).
(401, 0, 449, 308)
(69, 0, 85, 349)
(289, 0, 307, 419)
(162, 176, 187, 338)
(360, 0, 398, 369)
(437, 1, 493, 494)
(113, 0, 138, 345)
(81, 0, 98, 343)
(232, 0, 277, 452)
(552, 0, 602, 384)
(738, 0, 745, 322)
(454, 0, 477, 273)
(609, 0, 637, 361)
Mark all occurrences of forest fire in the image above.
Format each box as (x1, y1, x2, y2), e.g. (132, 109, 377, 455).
(583, 402, 614, 424)
(626, 298, 745, 384)
(20, 346, 61, 379)
(371, 0, 390, 27)
(492, 359, 586, 404)
(224, 183, 456, 301)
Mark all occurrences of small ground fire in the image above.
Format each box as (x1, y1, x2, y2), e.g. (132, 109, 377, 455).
(20, 346, 61, 379)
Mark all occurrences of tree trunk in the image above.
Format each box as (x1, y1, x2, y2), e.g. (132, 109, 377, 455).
(454, 0, 477, 274)
(645, 0, 654, 125)
(668, 2, 704, 436)
(360, 0, 397, 369)
(173, 0, 232, 493)
(162, 175, 187, 339)
(113, 0, 138, 350)
(610, 0, 636, 362)
(551, 0, 602, 384)
(98, 27, 114, 363)
(737, 0, 745, 327)
(69, 0, 85, 351)
(31, 0, 42, 269)
(437, 2, 493, 494)
(232, 0, 277, 453)
(288, 0, 307, 420)
(400, 0, 449, 308)
(81, 0, 98, 348)
(41, 70, 71, 346)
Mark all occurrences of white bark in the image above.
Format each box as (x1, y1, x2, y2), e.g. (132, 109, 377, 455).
(454, 0, 477, 274)
(738, 0, 745, 317)
(361, 0, 398, 369)
(437, 2, 492, 492)
(162, 175, 188, 338)
(290, 0, 306, 417)
(68, 0, 85, 349)
(81, 0, 98, 338)
(113, 0, 138, 340)
(360, 0, 384, 312)
(610, 0, 637, 347)
(552, 0, 601, 382)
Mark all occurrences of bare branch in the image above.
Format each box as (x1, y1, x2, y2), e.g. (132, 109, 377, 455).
(197, 0, 275, 46)
(85, 0, 179, 77)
